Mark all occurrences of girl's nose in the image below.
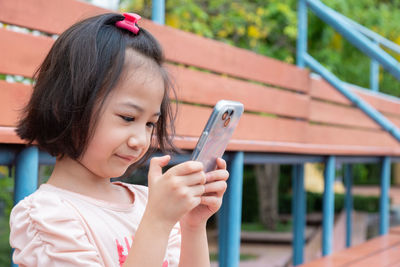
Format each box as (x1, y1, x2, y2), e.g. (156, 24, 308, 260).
(127, 128, 147, 150)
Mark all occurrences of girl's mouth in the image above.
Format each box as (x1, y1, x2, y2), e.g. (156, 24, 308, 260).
(115, 154, 137, 163)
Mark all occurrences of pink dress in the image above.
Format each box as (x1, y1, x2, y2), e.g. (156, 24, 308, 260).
(9, 182, 181, 267)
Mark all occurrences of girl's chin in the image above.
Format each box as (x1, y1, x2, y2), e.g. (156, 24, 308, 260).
(109, 166, 131, 179)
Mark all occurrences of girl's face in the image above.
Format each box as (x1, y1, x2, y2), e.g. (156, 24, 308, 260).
(79, 51, 165, 179)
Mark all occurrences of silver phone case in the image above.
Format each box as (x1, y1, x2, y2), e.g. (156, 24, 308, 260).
(191, 100, 244, 172)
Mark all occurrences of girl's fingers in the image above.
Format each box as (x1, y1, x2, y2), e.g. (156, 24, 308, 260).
(190, 184, 206, 197)
(216, 158, 227, 170)
(148, 155, 171, 180)
(204, 180, 227, 195)
(168, 161, 204, 177)
(180, 171, 206, 186)
(206, 169, 229, 183)
(200, 195, 222, 211)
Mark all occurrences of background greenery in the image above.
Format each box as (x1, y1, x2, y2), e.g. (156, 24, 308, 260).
(121, 0, 400, 96)
(242, 164, 389, 224)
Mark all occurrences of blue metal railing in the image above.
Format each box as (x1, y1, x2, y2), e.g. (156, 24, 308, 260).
(151, 0, 165, 25)
(330, 8, 400, 92)
(305, 0, 400, 80)
(303, 53, 400, 142)
(296, 0, 400, 264)
(292, 164, 306, 263)
(298, 0, 400, 144)
(344, 164, 352, 248)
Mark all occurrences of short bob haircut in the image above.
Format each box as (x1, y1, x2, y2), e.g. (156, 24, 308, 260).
(16, 13, 177, 168)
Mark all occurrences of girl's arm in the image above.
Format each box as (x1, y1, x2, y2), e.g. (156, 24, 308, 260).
(124, 156, 207, 267)
(178, 158, 229, 267)
(123, 210, 173, 266)
(179, 222, 210, 267)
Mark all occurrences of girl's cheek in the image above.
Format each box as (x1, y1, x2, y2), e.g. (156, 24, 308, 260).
(143, 134, 153, 153)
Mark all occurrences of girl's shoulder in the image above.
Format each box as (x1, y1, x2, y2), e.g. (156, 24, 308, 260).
(116, 182, 148, 195)
(10, 184, 81, 227)
(9, 182, 150, 225)
(10, 186, 103, 266)
(113, 181, 149, 203)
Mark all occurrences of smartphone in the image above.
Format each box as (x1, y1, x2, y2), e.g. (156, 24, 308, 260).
(191, 100, 244, 173)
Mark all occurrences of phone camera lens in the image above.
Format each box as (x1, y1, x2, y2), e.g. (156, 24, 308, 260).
(222, 111, 229, 120)
(224, 117, 230, 127)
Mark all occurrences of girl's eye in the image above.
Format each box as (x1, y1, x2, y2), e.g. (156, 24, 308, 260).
(146, 122, 156, 128)
(120, 115, 135, 122)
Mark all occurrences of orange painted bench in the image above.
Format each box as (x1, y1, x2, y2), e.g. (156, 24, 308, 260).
(2, 1, 400, 267)
(300, 226, 400, 266)
(1, 0, 400, 155)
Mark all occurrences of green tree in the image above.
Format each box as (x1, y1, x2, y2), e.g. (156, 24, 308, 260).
(121, 0, 298, 64)
(120, 0, 400, 96)
(308, 0, 400, 96)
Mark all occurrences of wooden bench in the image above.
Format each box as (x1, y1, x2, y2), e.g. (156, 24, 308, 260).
(300, 226, 400, 266)
(2, 0, 400, 154)
(1, 0, 400, 266)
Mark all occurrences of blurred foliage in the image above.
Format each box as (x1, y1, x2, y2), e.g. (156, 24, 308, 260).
(209, 252, 258, 262)
(308, 0, 400, 96)
(352, 163, 395, 185)
(279, 192, 386, 214)
(242, 220, 292, 232)
(242, 166, 259, 223)
(121, 0, 298, 64)
(242, 163, 386, 222)
(120, 0, 400, 96)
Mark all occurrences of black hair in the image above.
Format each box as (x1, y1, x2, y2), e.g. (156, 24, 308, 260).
(16, 13, 177, 168)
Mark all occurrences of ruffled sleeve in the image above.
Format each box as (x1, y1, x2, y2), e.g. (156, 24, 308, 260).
(9, 192, 103, 267)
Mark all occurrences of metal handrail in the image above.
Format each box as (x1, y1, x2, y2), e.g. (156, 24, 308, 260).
(297, 0, 400, 144)
(296, 3, 400, 263)
(306, 0, 400, 80)
(304, 53, 400, 142)
(327, 3, 400, 91)
(335, 11, 400, 55)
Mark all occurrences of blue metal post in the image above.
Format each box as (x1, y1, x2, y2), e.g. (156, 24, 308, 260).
(13, 146, 39, 267)
(322, 156, 335, 256)
(292, 164, 306, 265)
(152, 0, 165, 25)
(379, 156, 391, 235)
(218, 152, 244, 267)
(14, 146, 39, 204)
(218, 190, 228, 266)
(370, 40, 380, 92)
(344, 164, 353, 248)
(297, 0, 307, 68)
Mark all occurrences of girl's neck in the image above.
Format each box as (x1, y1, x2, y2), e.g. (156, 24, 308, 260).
(47, 156, 118, 200)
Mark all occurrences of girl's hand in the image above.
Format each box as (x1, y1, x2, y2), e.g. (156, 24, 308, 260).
(145, 155, 207, 229)
(180, 158, 229, 230)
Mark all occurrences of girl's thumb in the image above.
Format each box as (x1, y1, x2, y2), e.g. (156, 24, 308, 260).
(148, 155, 171, 179)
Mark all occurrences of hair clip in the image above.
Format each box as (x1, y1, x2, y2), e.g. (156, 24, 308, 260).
(115, 13, 141, 35)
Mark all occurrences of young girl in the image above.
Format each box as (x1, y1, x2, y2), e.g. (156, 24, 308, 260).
(9, 13, 229, 267)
